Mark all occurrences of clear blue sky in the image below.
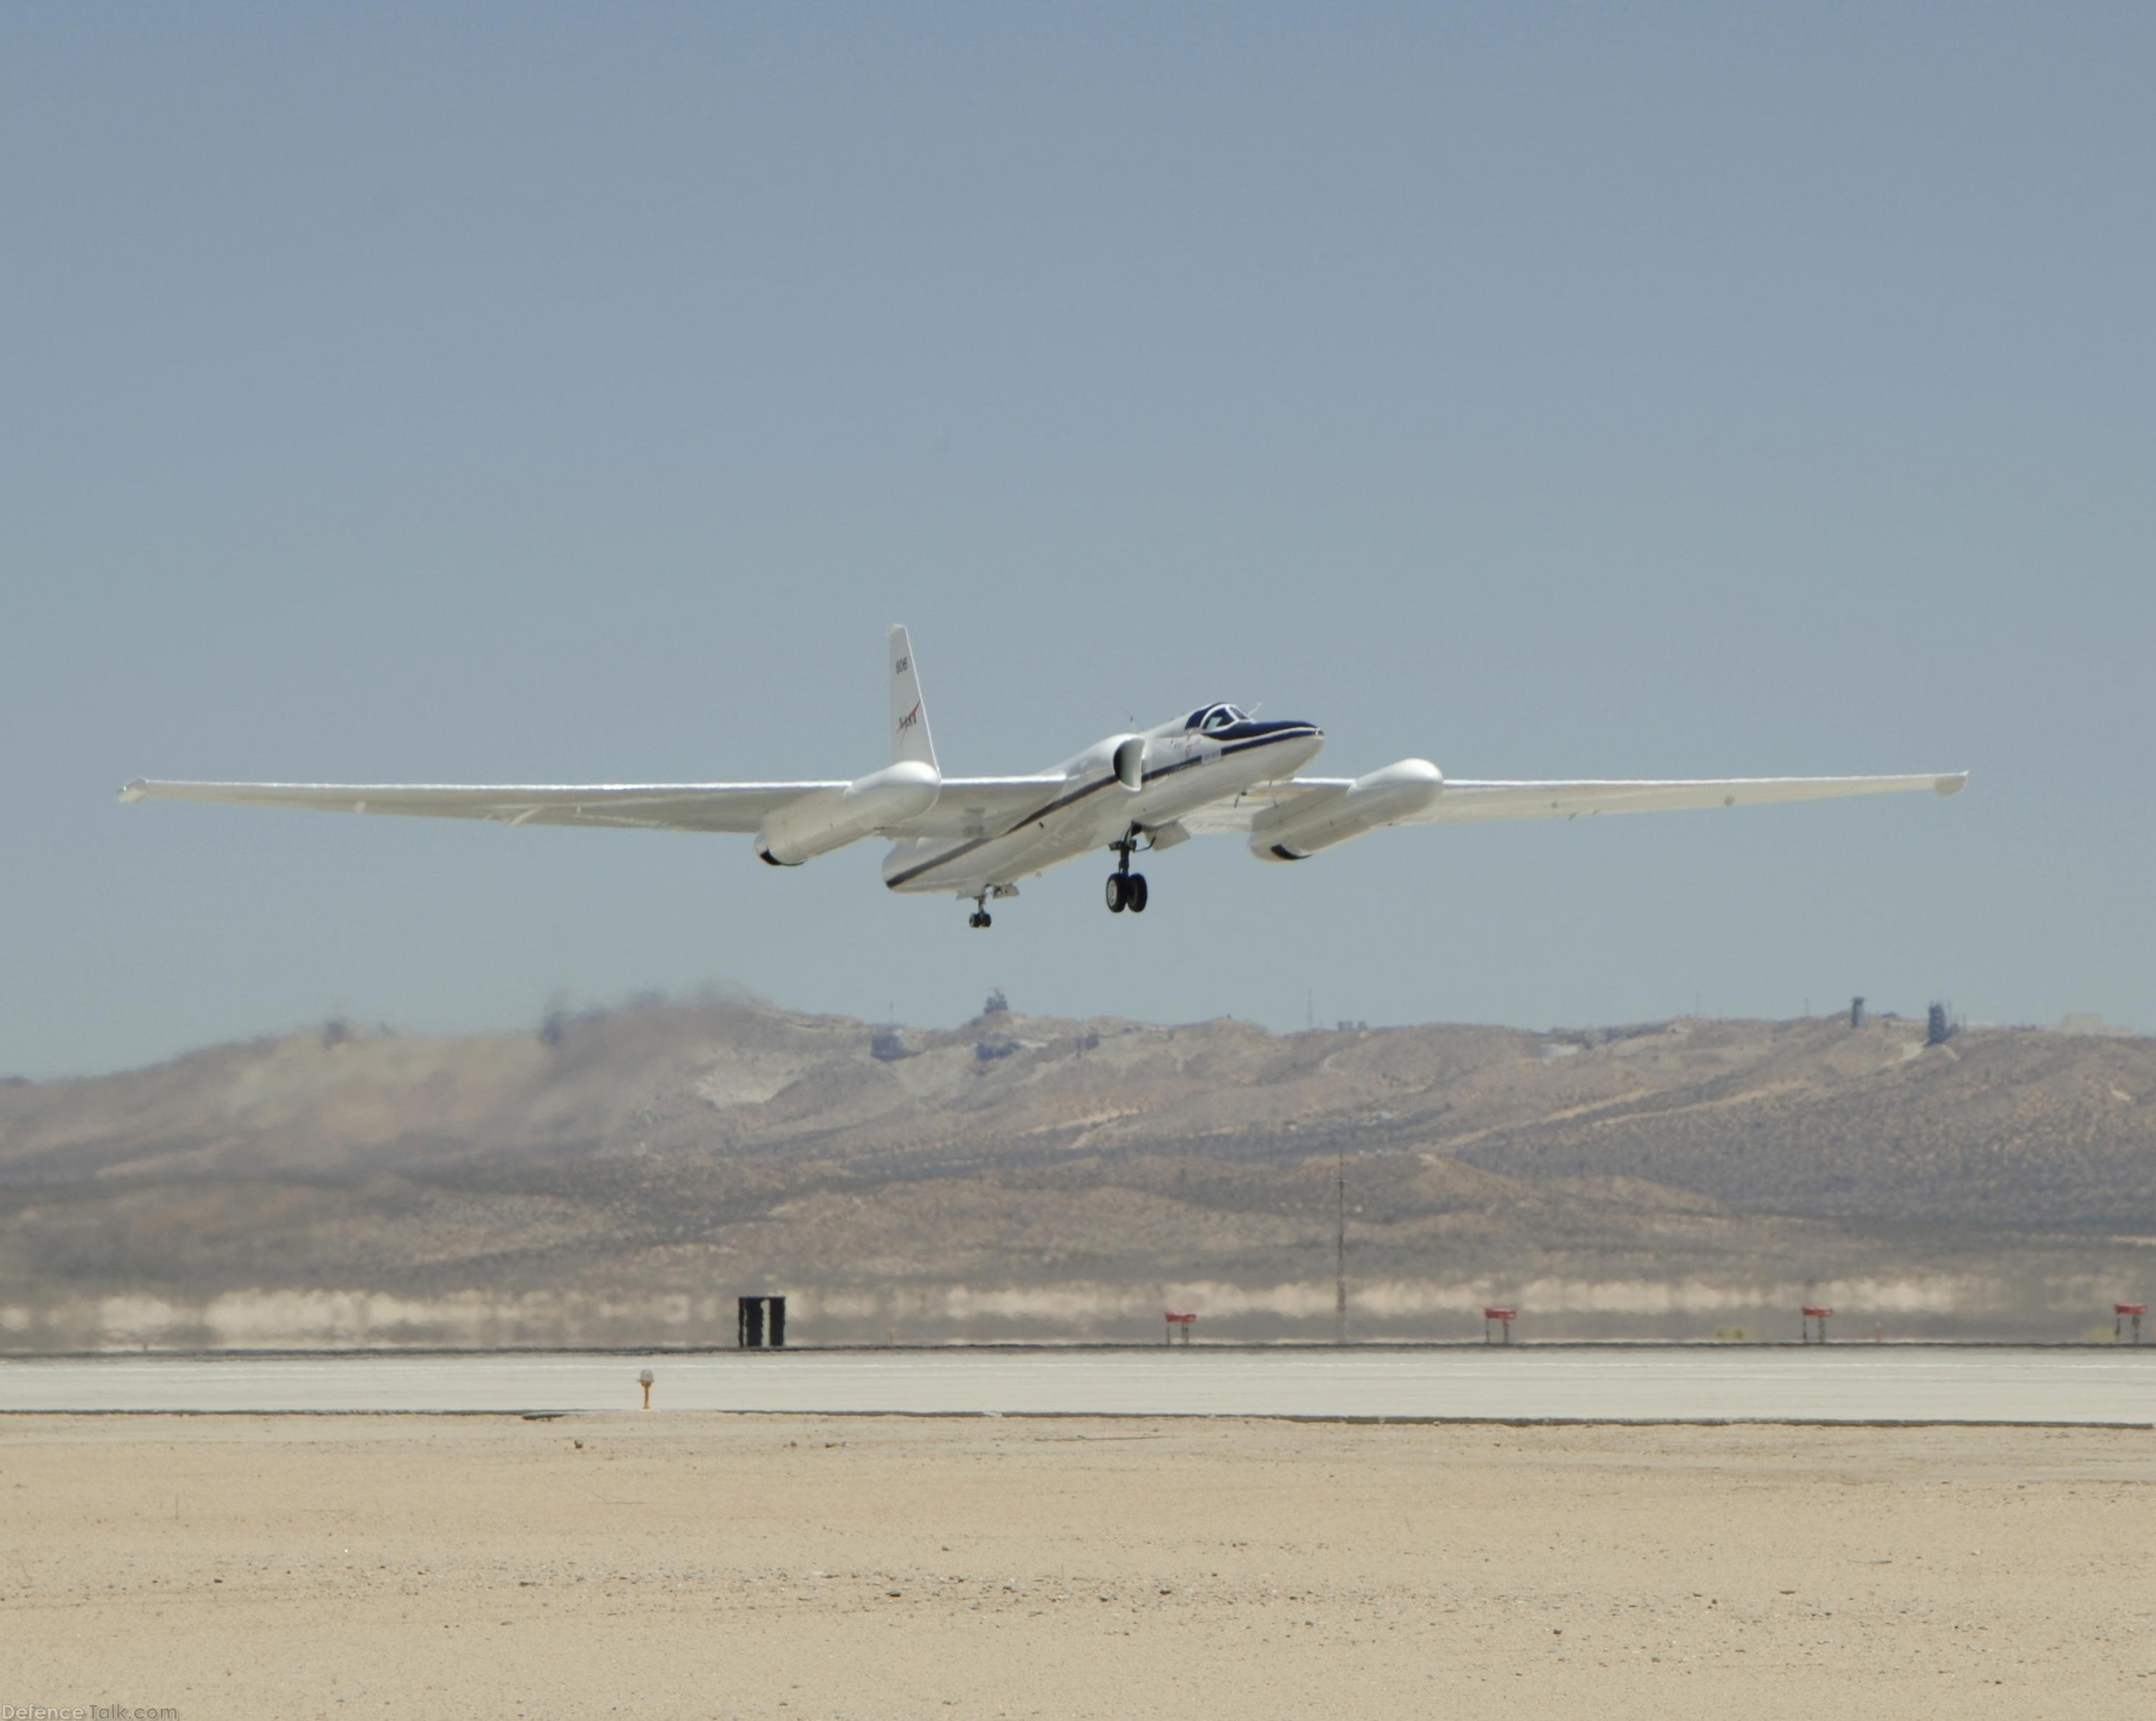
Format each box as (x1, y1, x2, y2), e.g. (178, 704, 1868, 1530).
(4, 4, 2151, 1076)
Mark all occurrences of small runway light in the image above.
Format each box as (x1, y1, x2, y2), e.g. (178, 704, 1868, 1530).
(638, 1367, 655, 1410)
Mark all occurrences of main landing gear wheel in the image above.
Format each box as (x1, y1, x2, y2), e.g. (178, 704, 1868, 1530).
(1106, 824, 1152, 915)
(968, 911, 993, 929)
(1105, 871, 1149, 913)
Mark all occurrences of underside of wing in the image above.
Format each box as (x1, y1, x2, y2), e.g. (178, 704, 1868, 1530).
(1177, 781, 1339, 835)
(1409, 772, 1968, 825)
(118, 779, 842, 833)
(1178, 771, 1967, 839)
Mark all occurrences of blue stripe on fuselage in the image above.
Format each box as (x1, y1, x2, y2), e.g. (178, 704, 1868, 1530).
(882, 721, 1320, 889)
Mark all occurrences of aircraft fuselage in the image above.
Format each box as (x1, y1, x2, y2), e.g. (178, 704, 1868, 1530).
(880, 710, 1324, 897)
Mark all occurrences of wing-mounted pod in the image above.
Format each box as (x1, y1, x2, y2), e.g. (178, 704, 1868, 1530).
(1250, 758, 1443, 860)
(759, 624, 946, 864)
(756, 761, 941, 866)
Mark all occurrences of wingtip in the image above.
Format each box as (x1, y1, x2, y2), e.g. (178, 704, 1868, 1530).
(1935, 772, 1969, 797)
(118, 778, 146, 805)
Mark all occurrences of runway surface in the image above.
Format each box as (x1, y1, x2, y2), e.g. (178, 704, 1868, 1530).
(4, 1346, 2154, 1423)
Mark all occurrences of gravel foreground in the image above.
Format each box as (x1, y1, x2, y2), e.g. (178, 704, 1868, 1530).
(3, 1414, 2152, 1718)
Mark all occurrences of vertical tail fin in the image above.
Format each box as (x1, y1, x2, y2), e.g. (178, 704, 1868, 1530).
(888, 624, 939, 772)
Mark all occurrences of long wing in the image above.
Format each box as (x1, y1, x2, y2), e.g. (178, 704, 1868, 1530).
(1183, 772, 1967, 834)
(118, 778, 844, 833)
(1408, 771, 1968, 825)
(118, 773, 1074, 837)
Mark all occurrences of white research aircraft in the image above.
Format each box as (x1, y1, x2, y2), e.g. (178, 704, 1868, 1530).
(123, 625, 1966, 929)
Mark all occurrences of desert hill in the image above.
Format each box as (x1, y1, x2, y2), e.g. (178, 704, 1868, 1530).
(2, 999, 2151, 1347)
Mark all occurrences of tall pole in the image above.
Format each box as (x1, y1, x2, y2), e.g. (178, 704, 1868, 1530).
(1334, 1151, 1348, 1346)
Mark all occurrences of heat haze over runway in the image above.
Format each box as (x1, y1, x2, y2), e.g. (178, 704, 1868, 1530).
(4, 1346, 2152, 1425)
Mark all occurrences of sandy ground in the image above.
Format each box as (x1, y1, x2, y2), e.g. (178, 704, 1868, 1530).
(2, 1415, 2152, 1719)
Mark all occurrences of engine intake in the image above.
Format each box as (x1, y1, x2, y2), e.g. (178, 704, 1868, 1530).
(1111, 736, 1147, 791)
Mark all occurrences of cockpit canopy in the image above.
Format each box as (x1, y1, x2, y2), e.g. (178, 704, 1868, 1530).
(1186, 703, 1249, 735)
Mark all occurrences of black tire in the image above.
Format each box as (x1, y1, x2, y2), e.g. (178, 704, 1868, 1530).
(980, 911, 992, 929)
(1105, 874, 1127, 913)
(1127, 873, 1148, 913)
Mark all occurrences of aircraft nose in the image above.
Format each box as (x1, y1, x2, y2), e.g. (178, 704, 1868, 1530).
(1263, 719, 1324, 759)
(1216, 716, 1324, 755)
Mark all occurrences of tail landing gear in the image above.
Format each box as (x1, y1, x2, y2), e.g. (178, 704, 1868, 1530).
(1106, 828, 1150, 915)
